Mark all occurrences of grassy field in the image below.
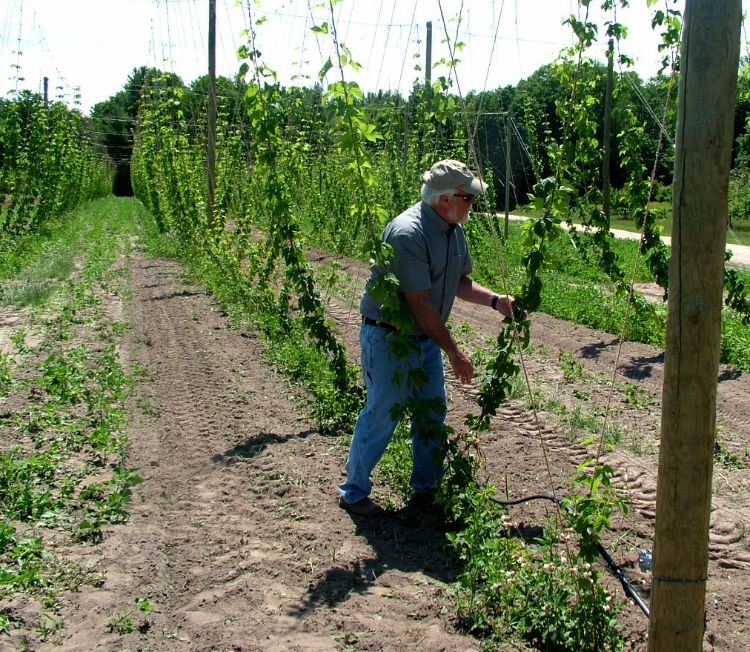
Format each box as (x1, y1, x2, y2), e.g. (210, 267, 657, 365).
(462, 212, 750, 371)
(511, 203, 750, 246)
(0, 197, 150, 638)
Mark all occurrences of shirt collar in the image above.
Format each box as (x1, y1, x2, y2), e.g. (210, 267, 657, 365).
(420, 200, 452, 234)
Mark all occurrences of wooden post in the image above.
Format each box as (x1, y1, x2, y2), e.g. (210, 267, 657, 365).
(504, 112, 511, 239)
(602, 39, 613, 221)
(425, 21, 432, 92)
(402, 104, 409, 174)
(206, 0, 217, 229)
(648, 2, 741, 650)
(423, 20, 433, 162)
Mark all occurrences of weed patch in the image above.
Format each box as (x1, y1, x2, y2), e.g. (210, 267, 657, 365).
(0, 197, 146, 641)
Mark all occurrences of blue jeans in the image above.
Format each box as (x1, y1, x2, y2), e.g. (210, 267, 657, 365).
(339, 323, 447, 504)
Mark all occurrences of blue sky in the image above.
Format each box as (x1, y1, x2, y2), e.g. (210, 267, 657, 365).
(0, 1, 740, 114)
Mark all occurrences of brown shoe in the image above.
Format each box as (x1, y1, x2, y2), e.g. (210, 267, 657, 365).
(407, 491, 444, 517)
(339, 496, 384, 516)
(408, 491, 435, 510)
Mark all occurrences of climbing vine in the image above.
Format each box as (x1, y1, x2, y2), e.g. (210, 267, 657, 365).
(125, 1, 749, 648)
(0, 93, 113, 237)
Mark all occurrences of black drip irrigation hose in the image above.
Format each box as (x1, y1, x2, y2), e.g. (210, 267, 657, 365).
(490, 492, 651, 618)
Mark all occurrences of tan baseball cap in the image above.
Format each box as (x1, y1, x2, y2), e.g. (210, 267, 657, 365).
(423, 159, 487, 195)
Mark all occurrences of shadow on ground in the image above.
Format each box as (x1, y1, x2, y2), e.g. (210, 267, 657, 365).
(289, 508, 459, 616)
(211, 429, 316, 463)
(579, 338, 665, 380)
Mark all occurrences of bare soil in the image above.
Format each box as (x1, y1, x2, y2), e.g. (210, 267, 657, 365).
(8, 246, 750, 651)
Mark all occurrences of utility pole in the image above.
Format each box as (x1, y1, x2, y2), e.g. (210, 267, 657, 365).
(43, 77, 49, 108)
(602, 39, 614, 221)
(648, 1, 740, 649)
(206, 0, 217, 229)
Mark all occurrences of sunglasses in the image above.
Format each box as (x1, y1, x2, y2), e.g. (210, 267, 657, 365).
(453, 193, 476, 203)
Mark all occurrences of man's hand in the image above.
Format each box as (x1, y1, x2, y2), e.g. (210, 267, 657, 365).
(493, 294, 515, 318)
(448, 348, 473, 384)
(403, 290, 474, 384)
(457, 278, 523, 320)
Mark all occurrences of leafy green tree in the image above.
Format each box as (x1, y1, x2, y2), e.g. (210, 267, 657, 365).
(465, 85, 520, 210)
(183, 74, 247, 128)
(90, 67, 179, 196)
(732, 58, 750, 170)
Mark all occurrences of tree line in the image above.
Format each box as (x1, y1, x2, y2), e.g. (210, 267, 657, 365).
(88, 59, 750, 223)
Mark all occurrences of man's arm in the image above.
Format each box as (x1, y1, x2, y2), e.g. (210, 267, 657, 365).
(402, 290, 474, 384)
(456, 275, 514, 318)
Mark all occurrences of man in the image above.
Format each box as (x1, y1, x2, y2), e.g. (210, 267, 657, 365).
(338, 159, 515, 516)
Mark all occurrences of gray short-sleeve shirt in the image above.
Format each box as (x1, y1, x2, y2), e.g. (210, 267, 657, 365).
(360, 201, 473, 336)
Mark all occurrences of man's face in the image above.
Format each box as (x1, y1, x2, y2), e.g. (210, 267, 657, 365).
(446, 191, 476, 224)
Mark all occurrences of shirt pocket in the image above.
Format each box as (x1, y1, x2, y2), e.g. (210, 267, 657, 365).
(446, 251, 464, 278)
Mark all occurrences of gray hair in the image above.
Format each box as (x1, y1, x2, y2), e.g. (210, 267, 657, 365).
(421, 184, 446, 206)
(421, 178, 457, 207)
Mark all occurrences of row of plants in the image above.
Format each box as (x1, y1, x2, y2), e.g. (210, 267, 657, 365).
(0, 93, 114, 238)
(125, 3, 653, 650)
(0, 2, 744, 648)
(0, 197, 145, 641)
(434, 9, 673, 641)
(127, 2, 749, 649)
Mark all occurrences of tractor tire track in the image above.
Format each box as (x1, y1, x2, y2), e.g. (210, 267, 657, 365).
(320, 262, 750, 648)
(50, 254, 482, 652)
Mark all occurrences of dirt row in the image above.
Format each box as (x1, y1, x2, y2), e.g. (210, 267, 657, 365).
(6, 246, 750, 650)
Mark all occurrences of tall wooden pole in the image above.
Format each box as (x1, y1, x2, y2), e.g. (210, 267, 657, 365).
(504, 112, 511, 239)
(402, 105, 409, 173)
(602, 39, 614, 221)
(422, 20, 433, 162)
(206, 0, 217, 229)
(425, 20, 433, 120)
(647, 2, 740, 649)
(425, 21, 432, 91)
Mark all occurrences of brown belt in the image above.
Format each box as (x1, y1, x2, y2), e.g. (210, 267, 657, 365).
(362, 316, 397, 332)
(362, 317, 429, 341)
